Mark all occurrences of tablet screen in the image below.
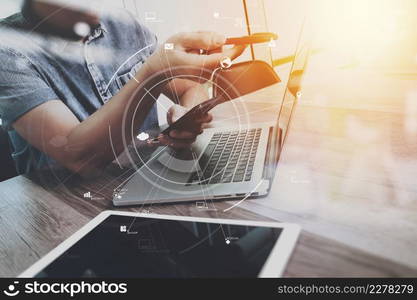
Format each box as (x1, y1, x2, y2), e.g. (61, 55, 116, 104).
(35, 215, 282, 278)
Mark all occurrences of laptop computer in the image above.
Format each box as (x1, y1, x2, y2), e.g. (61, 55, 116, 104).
(113, 26, 310, 206)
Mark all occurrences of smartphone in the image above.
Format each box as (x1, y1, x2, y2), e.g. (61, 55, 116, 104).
(159, 96, 226, 136)
(225, 32, 278, 45)
(155, 60, 280, 140)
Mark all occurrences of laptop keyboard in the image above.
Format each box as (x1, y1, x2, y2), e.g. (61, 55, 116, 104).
(188, 128, 262, 185)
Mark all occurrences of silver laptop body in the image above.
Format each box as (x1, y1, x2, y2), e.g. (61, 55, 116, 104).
(113, 29, 310, 206)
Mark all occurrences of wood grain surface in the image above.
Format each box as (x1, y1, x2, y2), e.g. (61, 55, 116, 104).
(1, 69, 417, 277)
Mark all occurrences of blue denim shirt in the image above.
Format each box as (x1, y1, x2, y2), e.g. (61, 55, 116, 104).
(0, 9, 158, 174)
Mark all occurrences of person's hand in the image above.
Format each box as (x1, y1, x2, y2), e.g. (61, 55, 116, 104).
(156, 104, 212, 149)
(143, 31, 247, 80)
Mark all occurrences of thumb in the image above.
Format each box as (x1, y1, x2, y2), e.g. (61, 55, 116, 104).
(167, 104, 188, 124)
(224, 45, 247, 60)
(178, 32, 226, 51)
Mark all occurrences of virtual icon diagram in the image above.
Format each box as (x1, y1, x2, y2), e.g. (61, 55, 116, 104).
(144, 11, 157, 22)
(136, 132, 150, 141)
(220, 56, 232, 69)
(164, 43, 174, 50)
(3, 281, 19, 297)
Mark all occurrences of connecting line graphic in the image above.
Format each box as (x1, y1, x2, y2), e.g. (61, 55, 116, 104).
(133, 1, 140, 18)
(162, 50, 181, 105)
(95, 146, 163, 194)
(56, 153, 98, 186)
(223, 180, 264, 212)
(178, 225, 223, 255)
(141, 148, 176, 212)
(190, 151, 228, 241)
(27, 5, 67, 35)
(143, 87, 171, 114)
(95, 167, 133, 194)
(127, 154, 176, 234)
(189, 35, 214, 107)
(113, 145, 169, 193)
(108, 125, 123, 169)
(125, 149, 230, 249)
(121, 145, 173, 232)
(104, 44, 154, 92)
(210, 102, 282, 126)
(126, 216, 138, 235)
(111, 33, 261, 240)
(190, 151, 216, 212)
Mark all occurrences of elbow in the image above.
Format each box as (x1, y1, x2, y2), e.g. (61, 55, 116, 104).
(59, 149, 109, 178)
(65, 160, 103, 178)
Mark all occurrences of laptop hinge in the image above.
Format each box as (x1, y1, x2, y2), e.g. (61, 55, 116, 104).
(262, 126, 281, 187)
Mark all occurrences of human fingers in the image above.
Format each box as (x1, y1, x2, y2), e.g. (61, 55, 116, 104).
(194, 112, 213, 124)
(175, 44, 247, 70)
(167, 104, 189, 124)
(175, 32, 226, 51)
(169, 129, 198, 140)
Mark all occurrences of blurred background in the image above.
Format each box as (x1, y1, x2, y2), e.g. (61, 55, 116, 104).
(1, 0, 417, 266)
(2, 0, 415, 112)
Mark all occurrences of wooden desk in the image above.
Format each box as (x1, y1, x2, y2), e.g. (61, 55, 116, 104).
(1, 71, 417, 277)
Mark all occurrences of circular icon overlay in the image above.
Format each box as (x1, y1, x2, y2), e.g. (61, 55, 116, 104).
(220, 56, 232, 69)
(118, 65, 251, 195)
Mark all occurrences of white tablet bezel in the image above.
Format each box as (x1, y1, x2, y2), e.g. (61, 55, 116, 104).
(19, 210, 300, 278)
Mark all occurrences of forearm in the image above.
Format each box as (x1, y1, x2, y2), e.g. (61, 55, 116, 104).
(162, 79, 209, 108)
(13, 30, 244, 176)
(41, 74, 207, 175)
(180, 82, 209, 108)
(66, 65, 163, 174)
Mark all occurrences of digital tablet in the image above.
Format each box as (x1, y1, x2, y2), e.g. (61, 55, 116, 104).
(20, 211, 300, 278)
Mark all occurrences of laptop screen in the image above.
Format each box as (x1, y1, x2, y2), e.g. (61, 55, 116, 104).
(276, 28, 311, 148)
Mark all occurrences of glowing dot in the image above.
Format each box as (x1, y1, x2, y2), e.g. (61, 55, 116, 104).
(296, 91, 302, 98)
(225, 239, 230, 244)
(220, 57, 232, 69)
(137, 132, 150, 141)
(73, 22, 91, 37)
(9, 285, 14, 291)
(164, 43, 174, 50)
(213, 12, 220, 19)
(117, 195, 122, 199)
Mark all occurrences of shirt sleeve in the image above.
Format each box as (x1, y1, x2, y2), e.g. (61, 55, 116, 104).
(126, 11, 158, 57)
(0, 47, 59, 130)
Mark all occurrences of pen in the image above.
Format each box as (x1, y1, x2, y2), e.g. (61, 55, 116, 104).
(225, 32, 278, 45)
